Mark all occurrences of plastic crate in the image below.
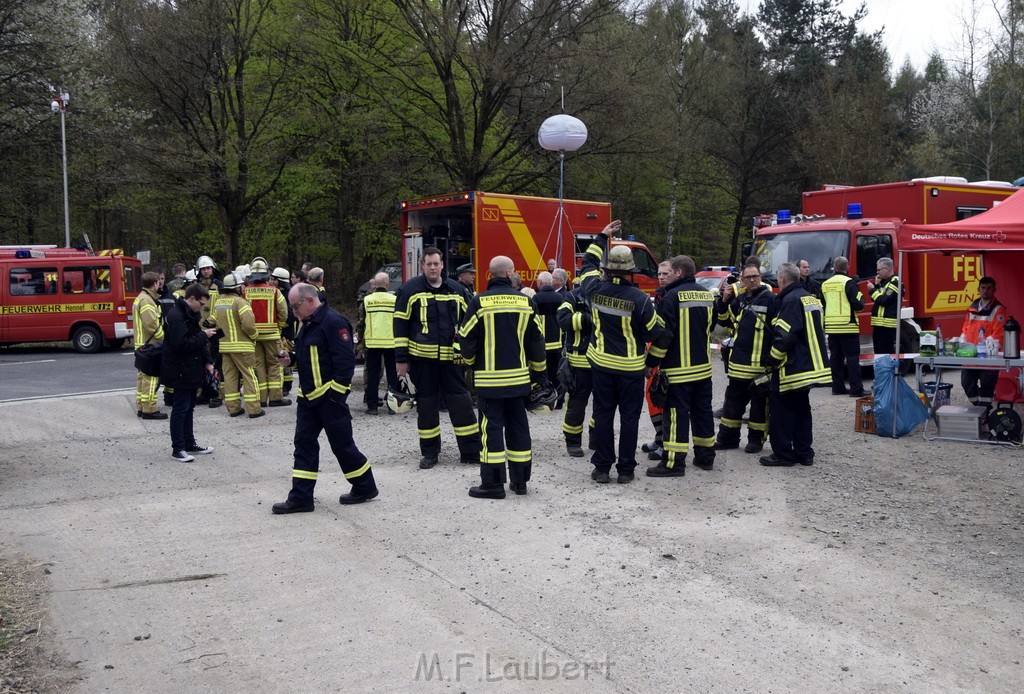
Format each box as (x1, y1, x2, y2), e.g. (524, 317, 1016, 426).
(854, 396, 876, 434)
(935, 405, 986, 440)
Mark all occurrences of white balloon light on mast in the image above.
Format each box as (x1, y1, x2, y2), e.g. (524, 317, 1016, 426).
(538, 112, 588, 269)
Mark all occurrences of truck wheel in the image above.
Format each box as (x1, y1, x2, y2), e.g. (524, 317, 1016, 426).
(72, 326, 103, 354)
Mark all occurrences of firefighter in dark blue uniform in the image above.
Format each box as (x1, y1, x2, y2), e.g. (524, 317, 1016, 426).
(557, 278, 598, 457)
(646, 255, 716, 476)
(458, 255, 548, 498)
(713, 259, 775, 453)
(393, 247, 481, 468)
(580, 221, 665, 484)
(271, 283, 378, 513)
(760, 262, 830, 467)
(533, 271, 565, 390)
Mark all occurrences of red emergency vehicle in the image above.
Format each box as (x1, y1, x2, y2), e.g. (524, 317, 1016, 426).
(0, 246, 143, 352)
(398, 192, 660, 293)
(745, 177, 1016, 358)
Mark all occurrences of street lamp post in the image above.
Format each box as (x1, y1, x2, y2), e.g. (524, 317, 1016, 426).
(50, 91, 71, 248)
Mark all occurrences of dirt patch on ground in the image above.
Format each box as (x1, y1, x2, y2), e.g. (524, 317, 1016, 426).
(0, 549, 79, 694)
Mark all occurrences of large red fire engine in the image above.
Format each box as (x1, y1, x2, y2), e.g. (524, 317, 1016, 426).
(398, 192, 660, 293)
(744, 177, 1016, 358)
(0, 246, 143, 352)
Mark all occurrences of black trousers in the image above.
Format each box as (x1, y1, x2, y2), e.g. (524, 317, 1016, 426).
(364, 347, 399, 407)
(288, 394, 376, 506)
(409, 359, 480, 459)
(169, 387, 198, 453)
(769, 386, 814, 463)
(545, 349, 561, 387)
(477, 395, 532, 488)
(962, 369, 998, 407)
(828, 333, 863, 393)
(663, 378, 715, 468)
(590, 369, 644, 474)
(562, 366, 594, 446)
(872, 327, 897, 356)
(716, 377, 768, 447)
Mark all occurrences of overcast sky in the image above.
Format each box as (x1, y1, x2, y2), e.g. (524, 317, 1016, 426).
(739, 0, 1002, 72)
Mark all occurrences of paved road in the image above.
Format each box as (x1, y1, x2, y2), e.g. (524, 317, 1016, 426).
(0, 344, 136, 401)
(0, 343, 367, 402)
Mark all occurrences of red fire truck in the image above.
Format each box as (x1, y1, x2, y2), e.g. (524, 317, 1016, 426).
(1, 246, 143, 352)
(398, 192, 660, 293)
(745, 177, 1016, 358)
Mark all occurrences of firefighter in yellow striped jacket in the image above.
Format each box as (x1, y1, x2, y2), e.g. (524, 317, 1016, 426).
(759, 262, 830, 467)
(712, 259, 776, 454)
(216, 272, 264, 418)
(868, 256, 901, 356)
(393, 246, 480, 469)
(134, 271, 167, 419)
(578, 222, 665, 484)
(358, 272, 399, 414)
(645, 255, 716, 476)
(245, 258, 291, 407)
(457, 255, 547, 498)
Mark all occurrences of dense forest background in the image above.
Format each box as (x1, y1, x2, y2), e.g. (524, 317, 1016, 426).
(3, 0, 1024, 298)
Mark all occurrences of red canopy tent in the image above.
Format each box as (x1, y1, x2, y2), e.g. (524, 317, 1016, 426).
(899, 188, 1024, 326)
(891, 192, 1024, 437)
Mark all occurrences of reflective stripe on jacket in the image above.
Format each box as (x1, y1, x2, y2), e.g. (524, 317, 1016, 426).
(961, 298, 1007, 343)
(361, 290, 397, 349)
(214, 292, 258, 353)
(715, 283, 776, 380)
(244, 282, 286, 340)
(458, 278, 546, 396)
(393, 275, 468, 362)
(294, 302, 354, 401)
(133, 289, 164, 348)
(870, 275, 901, 329)
(648, 277, 714, 383)
(821, 274, 864, 335)
(769, 283, 830, 392)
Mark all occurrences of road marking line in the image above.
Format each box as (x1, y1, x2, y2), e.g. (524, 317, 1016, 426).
(0, 388, 134, 404)
(0, 359, 58, 366)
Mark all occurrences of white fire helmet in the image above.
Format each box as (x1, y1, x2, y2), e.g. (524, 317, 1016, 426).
(386, 374, 417, 414)
(196, 255, 216, 270)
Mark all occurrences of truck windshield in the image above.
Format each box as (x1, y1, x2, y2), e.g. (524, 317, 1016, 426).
(751, 230, 850, 284)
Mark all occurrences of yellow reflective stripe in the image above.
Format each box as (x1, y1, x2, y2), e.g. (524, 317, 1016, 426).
(562, 422, 584, 434)
(720, 417, 742, 429)
(662, 364, 713, 382)
(586, 349, 646, 371)
(483, 451, 506, 464)
(453, 423, 479, 437)
(306, 379, 350, 400)
(310, 346, 322, 391)
(507, 450, 531, 462)
(418, 426, 441, 438)
(344, 461, 371, 479)
(649, 345, 667, 358)
(292, 469, 318, 480)
(749, 421, 768, 432)
(693, 435, 715, 447)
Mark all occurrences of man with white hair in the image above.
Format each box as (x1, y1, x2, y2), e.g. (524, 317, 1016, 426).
(533, 270, 564, 396)
(359, 271, 399, 414)
(307, 266, 328, 304)
(760, 262, 829, 467)
(551, 268, 570, 296)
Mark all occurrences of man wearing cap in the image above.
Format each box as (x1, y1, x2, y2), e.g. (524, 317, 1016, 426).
(578, 223, 665, 484)
(245, 258, 291, 407)
(455, 263, 477, 297)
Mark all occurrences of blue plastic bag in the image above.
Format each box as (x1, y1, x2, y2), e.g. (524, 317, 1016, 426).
(872, 355, 929, 437)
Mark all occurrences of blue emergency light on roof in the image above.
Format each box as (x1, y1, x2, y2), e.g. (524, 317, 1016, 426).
(627, 234, 636, 241)
(847, 202, 863, 219)
(14, 249, 31, 258)
(777, 209, 791, 224)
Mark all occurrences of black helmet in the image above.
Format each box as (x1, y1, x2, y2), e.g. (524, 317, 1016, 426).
(386, 374, 417, 414)
(528, 383, 559, 413)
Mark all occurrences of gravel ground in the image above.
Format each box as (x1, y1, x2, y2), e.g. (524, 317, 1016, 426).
(1, 358, 1022, 692)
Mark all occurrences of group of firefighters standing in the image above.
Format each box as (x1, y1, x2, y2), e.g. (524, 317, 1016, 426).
(355, 219, 838, 500)
(133, 256, 298, 420)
